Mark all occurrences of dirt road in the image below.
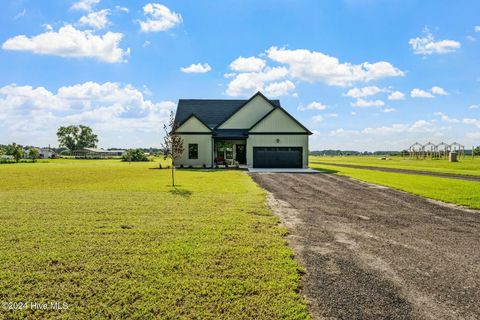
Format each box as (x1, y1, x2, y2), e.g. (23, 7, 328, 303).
(311, 161, 480, 182)
(250, 173, 480, 320)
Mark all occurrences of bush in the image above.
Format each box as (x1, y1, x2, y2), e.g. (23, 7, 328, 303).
(122, 149, 149, 162)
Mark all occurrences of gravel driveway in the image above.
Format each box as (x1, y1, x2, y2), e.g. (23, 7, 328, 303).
(250, 173, 480, 320)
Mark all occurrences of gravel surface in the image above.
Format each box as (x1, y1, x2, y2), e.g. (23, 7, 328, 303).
(311, 161, 480, 182)
(250, 172, 480, 320)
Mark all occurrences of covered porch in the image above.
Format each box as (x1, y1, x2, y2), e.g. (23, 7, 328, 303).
(213, 129, 248, 166)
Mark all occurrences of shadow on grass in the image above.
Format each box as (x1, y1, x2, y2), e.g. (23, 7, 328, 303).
(311, 167, 339, 174)
(168, 187, 193, 198)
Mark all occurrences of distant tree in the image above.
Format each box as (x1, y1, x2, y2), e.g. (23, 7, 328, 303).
(57, 125, 98, 151)
(29, 148, 39, 162)
(6, 143, 24, 163)
(161, 112, 184, 187)
(122, 149, 149, 162)
(474, 146, 480, 156)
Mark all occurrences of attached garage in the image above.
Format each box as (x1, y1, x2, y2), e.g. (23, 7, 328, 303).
(253, 147, 303, 168)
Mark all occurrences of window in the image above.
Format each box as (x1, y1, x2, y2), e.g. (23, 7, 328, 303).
(188, 144, 198, 159)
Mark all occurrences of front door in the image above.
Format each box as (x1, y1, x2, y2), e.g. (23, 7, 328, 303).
(235, 144, 246, 164)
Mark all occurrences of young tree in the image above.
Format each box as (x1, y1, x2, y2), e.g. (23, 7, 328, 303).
(29, 148, 39, 162)
(57, 125, 98, 151)
(161, 112, 184, 187)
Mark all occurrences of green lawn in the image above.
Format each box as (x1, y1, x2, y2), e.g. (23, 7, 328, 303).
(310, 162, 480, 210)
(310, 155, 480, 176)
(0, 159, 308, 319)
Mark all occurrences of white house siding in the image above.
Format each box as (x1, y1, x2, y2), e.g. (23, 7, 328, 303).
(246, 134, 309, 168)
(176, 116, 212, 133)
(177, 134, 213, 167)
(249, 108, 306, 133)
(218, 95, 274, 129)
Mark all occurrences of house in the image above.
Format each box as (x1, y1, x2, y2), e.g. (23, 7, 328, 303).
(39, 148, 55, 159)
(174, 92, 312, 168)
(72, 148, 126, 159)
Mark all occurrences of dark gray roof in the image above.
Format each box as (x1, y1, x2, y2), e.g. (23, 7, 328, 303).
(175, 98, 281, 129)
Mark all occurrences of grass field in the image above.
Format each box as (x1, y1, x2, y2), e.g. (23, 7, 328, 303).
(0, 159, 308, 319)
(310, 155, 480, 176)
(310, 162, 480, 209)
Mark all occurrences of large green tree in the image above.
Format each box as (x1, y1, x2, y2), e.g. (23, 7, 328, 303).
(6, 143, 24, 162)
(57, 125, 98, 151)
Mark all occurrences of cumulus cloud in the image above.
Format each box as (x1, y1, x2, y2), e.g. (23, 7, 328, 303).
(463, 118, 480, 128)
(475, 26, 480, 33)
(71, 0, 100, 12)
(79, 9, 110, 29)
(298, 101, 328, 111)
(434, 112, 459, 123)
(410, 88, 434, 98)
(266, 46, 404, 87)
(469, 104, 479, 109)
(388, 91, 405, 100)
(0, 82, 175, 146)
(409, 28, 461, 55)
(264, 80, 295, 97)
(139, 3, 182, 32)
(431, 86, 448, 95)
(180, 63, 212, 74)
(226, 67, 288, 97)
(2, 25, 129, 63)
(351, 99, 385, 107)
(345, 86, 383, 98)
(229, 56, 266, 72)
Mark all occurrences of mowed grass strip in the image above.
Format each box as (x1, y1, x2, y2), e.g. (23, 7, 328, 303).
(310, 163, 480, 210)
(0, 160, 309, 319)
(310, 155, 480, 177)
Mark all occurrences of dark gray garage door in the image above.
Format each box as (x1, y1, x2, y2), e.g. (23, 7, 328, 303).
(253, 147, 302, 168)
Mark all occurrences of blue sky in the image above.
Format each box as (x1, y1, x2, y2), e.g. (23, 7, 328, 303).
(0, 0, 479, 150)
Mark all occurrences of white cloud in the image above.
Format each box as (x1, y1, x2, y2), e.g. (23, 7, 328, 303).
(469, 104, 479, 109)
(475, 26, 480, 33)
(115, 5, 129, 13)
(0, 82, 175, 146)
(299, 101, 328, 111)
(388, 91, 405, 100)
(71, 0, 100, 12)
(328, 128, 360, 137)
(14, 9, 27, 20)
(463, 118, 480, 128)
(264, 80, 295, 97)
(431, 86, 448, 95)
(466, 132, 480, 139)
(345, 86, 383, 98)
(230, 56, 266, 72)
(180, 63, 211, 74)
(139, 3, 182, 32)
(266, 46, 404, 86)
(351, 99, 385, 107)
(79, 9, 110, 30)
(411, 88, 434, 98)
(382, 108, 396, 113)
(226, 67, 288, 97)
(312, 115, 324, 123)
(2, 25, 129, 63)
(409, 28, 461, 55)
(434, 112, 459, 123)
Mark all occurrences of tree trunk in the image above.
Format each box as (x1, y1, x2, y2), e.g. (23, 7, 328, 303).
(171, 164, 175, 187)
